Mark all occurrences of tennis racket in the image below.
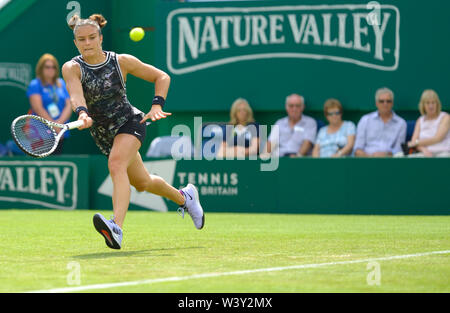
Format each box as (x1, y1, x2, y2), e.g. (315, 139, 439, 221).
(11, 115, 85, 158)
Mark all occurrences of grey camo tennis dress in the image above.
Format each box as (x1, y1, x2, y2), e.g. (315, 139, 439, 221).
(72, 51, 144, 155)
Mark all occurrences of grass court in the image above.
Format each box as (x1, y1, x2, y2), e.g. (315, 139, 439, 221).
(0, 210, 448, 293)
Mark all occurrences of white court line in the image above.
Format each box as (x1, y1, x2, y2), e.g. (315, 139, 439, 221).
(28, 250, 450, 293)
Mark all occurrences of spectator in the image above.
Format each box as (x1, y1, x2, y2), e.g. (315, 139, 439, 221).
(26, 53, 72, 154)
(354, 88, 406, 157)
(264, 94, 317, 157)
(407, 89, 450, 157)
(216, 98, 259, 158)
(312, 99, 355, 157)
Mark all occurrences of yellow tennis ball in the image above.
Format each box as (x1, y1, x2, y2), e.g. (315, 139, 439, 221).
(130, 27, 145, 42)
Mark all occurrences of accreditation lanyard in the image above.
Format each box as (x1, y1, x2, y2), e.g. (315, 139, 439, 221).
(49, 84, 59, 104)
(47, 84, 61, 119)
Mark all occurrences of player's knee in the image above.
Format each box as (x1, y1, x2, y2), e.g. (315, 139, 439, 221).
(108, 156, 127, 177)
(131, 180, 148, 192)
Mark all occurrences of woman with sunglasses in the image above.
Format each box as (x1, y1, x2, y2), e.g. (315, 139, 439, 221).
(26, 53, 72, 154)
(312, 99, 355, 157)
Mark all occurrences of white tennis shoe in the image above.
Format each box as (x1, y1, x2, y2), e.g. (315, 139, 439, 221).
(178, 183, 205, 230)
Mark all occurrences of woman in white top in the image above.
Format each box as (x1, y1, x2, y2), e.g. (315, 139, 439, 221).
(408, 89, 450, 157)
(216, 98, 260, 158)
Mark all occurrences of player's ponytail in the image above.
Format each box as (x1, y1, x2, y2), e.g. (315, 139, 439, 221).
(89, 14, 107, 29)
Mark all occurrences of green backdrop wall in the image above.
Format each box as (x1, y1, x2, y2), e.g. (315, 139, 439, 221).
(0, 0, 449, 156)
(155, 0, 450, 113)
(0, 156, 449, 215)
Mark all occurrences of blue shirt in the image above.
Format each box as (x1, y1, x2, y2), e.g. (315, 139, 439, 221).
(354, 111, 407, 155)
(27, 78, 70, 137)
(316, 121, 356, 157)
(26, 78, 70, 121)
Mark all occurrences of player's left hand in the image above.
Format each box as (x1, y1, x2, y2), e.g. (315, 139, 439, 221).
(140, 105, 172, 123)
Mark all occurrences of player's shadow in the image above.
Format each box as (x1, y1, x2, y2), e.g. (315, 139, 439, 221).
(72, 246, 205, 260)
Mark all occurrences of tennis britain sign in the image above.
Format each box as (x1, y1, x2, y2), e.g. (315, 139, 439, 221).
(97, 159, 241, 212)
(166, 4, 400, 74)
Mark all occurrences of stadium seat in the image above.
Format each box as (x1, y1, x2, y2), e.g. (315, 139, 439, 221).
(406, 120, 416, 142)
(0, 143, 8, 156)
(6, 140, 24, 156)
(146, 135, 193, 159)
(316, 119, 326, 131)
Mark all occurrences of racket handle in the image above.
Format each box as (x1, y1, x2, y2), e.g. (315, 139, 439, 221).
(66, 119, 86, 130)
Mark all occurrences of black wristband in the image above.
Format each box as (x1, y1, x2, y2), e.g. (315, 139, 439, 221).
(152, 96, 165, 108)
(75, 106, 89, 115)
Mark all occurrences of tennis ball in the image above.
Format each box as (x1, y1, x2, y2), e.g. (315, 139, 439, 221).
(129, 27, 145, 42)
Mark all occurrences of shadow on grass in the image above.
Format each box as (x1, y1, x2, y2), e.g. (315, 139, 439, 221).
(72, 246, 205, 260)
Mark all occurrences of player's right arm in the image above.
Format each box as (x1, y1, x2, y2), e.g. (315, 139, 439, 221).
(62, 61, 93, 129)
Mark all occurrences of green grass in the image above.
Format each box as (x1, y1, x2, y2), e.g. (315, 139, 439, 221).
(0, 210, 449, 293)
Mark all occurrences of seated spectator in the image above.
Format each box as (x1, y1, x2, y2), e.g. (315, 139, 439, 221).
(407, 89, 450, 157)
(216, 98, 259, 158)
(264, 93, 317, 157)
(27, 53, 72, 154)
(354, 88, 406, 157)
(312, 99, 355, 157)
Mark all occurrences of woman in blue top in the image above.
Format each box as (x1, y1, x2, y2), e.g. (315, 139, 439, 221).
(27, 53, 72, 154)
(312, 99, 356, 157)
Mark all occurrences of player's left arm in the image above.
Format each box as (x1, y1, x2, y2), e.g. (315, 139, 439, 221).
(118, 54, 172, 123)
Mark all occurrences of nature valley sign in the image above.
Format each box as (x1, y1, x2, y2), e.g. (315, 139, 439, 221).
(0, 63, 32, 91)
(167, 4, 400, 74)
(0, 161, 78, 210)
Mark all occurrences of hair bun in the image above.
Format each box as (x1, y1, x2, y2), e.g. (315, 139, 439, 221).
(68, 14, 81, 30)
(89, 14, 107, 28)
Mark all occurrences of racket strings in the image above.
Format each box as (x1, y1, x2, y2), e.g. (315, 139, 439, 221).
(13, 117, 57, 156)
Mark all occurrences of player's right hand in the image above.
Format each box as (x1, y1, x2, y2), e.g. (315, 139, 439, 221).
(77, 112, 93, 129)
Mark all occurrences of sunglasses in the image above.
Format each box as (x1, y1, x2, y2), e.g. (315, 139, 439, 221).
(326, 111, 341, 116)
(44, 65, 57, 69)
(378, 99, 393, 104)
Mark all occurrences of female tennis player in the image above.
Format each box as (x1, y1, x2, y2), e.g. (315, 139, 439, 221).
(62, 14, 204, 249)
